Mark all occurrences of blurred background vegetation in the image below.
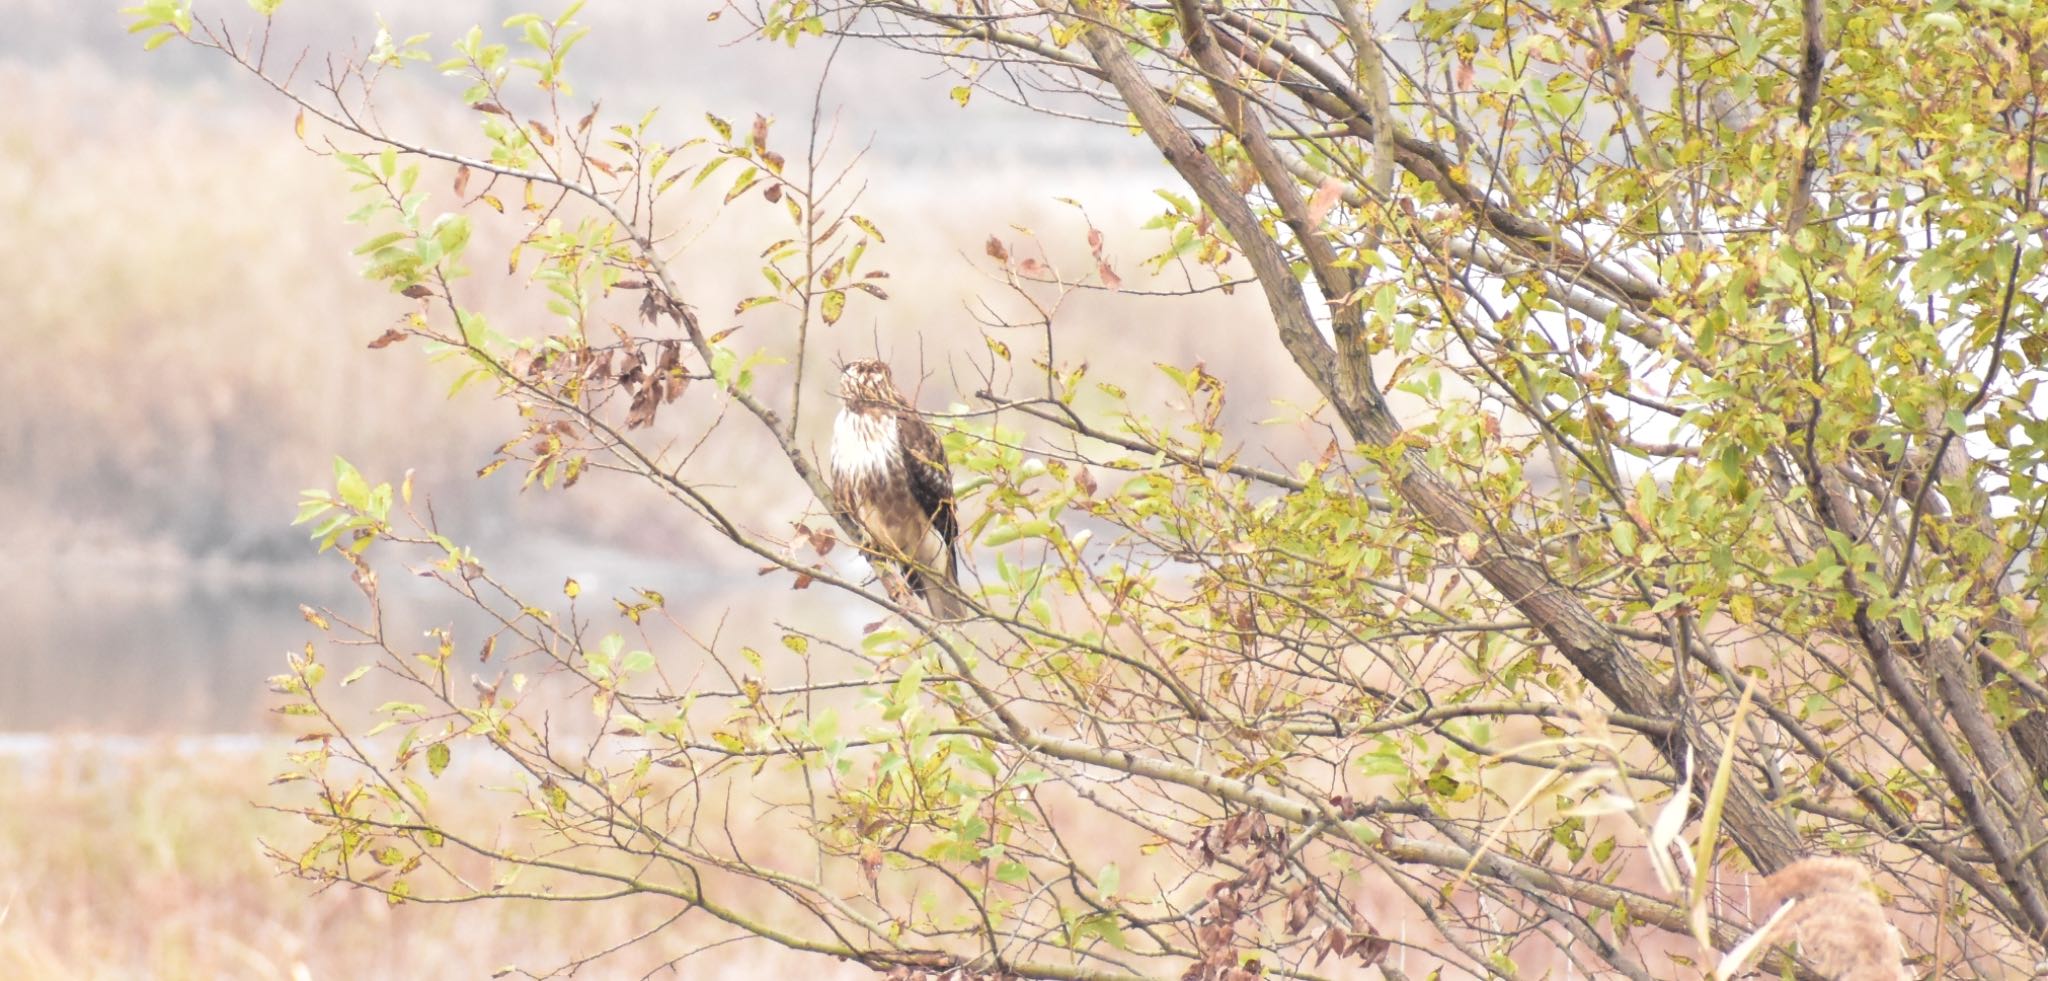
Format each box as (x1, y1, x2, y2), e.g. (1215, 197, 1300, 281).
(0, 0, 1298, 729)
(1, 3, 1307, 975)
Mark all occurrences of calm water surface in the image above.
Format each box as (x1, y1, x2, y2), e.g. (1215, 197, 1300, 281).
(1, 542, 740, 735)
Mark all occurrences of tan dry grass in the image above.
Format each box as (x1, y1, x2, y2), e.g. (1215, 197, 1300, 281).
(0, 740, 882, 980)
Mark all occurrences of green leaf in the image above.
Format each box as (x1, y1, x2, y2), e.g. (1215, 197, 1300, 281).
(353, 231, 407, 256)
(1610, 520, 1637, 557)
(1072, 912, 1126, 950)
(1356, 749, 1408, 777)
(710, 345, 738, 388)
(983, 519, 1053, 547)
(619, 650, 656, 675)
(886, 662, 926, 722)
(334, 458, 369, 509)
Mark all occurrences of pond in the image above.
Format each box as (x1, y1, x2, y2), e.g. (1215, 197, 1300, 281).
(0, 539, 746, 735)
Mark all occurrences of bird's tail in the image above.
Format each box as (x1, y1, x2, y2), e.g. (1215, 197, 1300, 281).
(923, 584, 972, 621)
(906, 551, 972, 621)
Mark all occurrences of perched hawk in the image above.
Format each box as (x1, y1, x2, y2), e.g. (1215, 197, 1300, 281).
(829, 359, 969, 619)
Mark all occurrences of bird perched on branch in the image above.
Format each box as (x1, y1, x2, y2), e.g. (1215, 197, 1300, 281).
(829, 359, 969, 619)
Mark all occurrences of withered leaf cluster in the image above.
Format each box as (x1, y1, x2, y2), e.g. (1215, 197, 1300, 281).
(506, 336, 690, 432)
(1185, 811, 1388, 979)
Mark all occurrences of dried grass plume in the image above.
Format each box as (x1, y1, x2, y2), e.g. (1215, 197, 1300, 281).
(1755, 857, 1910, 981)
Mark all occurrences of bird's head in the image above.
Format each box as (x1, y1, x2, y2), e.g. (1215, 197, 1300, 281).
(837, 358, 899, 406)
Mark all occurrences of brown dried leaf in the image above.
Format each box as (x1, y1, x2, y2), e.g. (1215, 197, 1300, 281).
(576, 104, 598, 133)
(985, 235, 1009, 262)
(624, 379, 661, 429)
(1087, 227, 1104, 257)
(453, 164, 472, 198)
(470, 102, 509, 116)
(1317, 438, 1340, 470)
(345, 551, 378, 606)
(1097, 261, 1122, 292)
(367, 328, 408, 349)
(1305, 176, 1347, 228)
(763, 183, 782, 203)
(1283, 884, 1314, 934)
(1017, 257, 1046, 277)
(1314, 926, 1343, 966)
(750, 113, 770, 152)
(400, 284, 434, 299)
(478, 635, 496, 663)
(528, 119, 555, 146)
(859, 843, 883, 887)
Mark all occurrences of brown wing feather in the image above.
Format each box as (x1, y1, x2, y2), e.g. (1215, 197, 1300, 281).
(897, 405, 960, 586)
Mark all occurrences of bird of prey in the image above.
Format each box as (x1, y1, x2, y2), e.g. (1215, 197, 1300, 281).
(829, 359, 969, 619)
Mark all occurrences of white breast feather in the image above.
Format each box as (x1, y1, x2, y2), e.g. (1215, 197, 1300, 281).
(833, 407, 940, 563)
(832, 408, 899, 479)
